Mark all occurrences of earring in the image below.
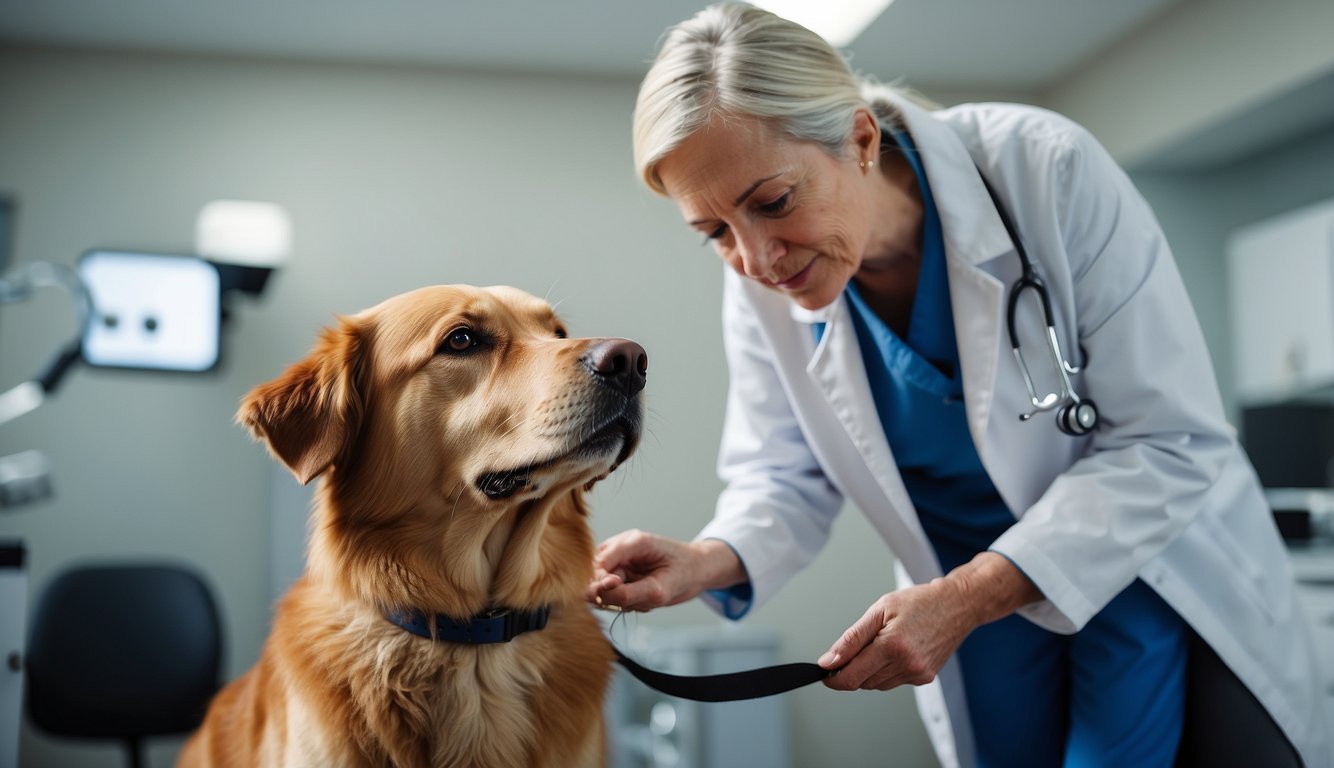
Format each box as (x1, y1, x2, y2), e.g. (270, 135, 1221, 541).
(859, 159, 875, 170)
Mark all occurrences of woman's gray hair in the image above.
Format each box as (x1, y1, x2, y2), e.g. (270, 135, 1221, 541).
(632, 1, 927, 194)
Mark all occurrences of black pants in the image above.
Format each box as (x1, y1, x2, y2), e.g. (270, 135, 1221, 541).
(1175, 632, 1303, 767)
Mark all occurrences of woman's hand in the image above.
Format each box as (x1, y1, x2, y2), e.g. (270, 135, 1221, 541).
(819, 551, 1041, 690)
(586, 531, 745, 612)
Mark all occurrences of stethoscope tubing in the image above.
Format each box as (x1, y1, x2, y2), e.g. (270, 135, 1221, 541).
(978, 172, 1097, 434)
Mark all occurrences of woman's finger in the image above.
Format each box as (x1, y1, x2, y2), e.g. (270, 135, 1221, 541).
(594, 529, 660, 571)
(585, 571, 623, 602)
(596, 575, 669, 611)
(863, 663, 903, 691)
(819, 600, 884, 671)
(825, 644, 887, 691)
(594, 530, 638, 559)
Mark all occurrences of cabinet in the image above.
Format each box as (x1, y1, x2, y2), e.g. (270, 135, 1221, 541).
(604, 623, 790, 768)
(1226, 198, 1334, 402)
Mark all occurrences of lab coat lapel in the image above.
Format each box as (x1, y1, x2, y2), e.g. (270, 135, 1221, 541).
(944, 231, 1069, 516)
(794, 298, 939, 580)
(897, 95, 1038, 515)
(942, 249, 1050, 518)
(944, 256, 1005, 463)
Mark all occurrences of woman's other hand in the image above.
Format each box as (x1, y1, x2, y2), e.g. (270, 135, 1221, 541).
(586, 532, 745, 612)
(819, 551, 1041, 690)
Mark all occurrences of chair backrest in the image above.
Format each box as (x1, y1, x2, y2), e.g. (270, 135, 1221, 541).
(26, 562, 222, 740)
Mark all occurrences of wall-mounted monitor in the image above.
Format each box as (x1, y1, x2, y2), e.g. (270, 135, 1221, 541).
(78, 250, 221, 373)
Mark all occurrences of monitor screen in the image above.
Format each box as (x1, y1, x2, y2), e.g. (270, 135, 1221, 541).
(1241, 402, 1334, 489)
(79, 250, 221, 373)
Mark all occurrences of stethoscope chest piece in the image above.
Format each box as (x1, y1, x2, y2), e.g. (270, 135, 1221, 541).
(1057, 398, 1099, 436)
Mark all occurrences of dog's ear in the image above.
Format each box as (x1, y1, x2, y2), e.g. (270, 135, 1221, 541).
(237, 317, 365, 485)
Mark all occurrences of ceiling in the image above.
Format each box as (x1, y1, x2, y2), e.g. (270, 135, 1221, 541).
(0, 0, 1181, 93)
(10, 0, 1331, 173)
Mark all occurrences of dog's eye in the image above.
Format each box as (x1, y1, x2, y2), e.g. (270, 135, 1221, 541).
(439, 327, 480, 354)
(554, 326, 568, 339)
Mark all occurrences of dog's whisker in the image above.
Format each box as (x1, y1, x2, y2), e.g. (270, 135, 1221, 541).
(447, 481, 467, 524)
(542, 277, 563, 304)
(495, 409, 524, 429)
(494, 414, 537, 444)
(471, 416, 541, 479)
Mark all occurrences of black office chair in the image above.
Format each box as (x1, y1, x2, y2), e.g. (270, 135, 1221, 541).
(25, 563, 223, 768)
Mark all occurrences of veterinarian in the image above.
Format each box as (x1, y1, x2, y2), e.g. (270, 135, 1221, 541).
(587, 3, 1329, 766)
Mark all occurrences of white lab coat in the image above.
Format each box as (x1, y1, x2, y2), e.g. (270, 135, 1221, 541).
(696, 94, 1331, 767)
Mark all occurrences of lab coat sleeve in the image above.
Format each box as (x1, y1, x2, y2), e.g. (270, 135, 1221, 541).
(988, 121, 1238, 633)
(695, 270, 845, 617)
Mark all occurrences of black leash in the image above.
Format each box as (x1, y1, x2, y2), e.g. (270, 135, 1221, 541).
(612, 643, 832, 703)
(384, 605, 831, 701)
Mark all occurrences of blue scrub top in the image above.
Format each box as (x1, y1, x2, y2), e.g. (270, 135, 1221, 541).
(817, 129, 1014, 572)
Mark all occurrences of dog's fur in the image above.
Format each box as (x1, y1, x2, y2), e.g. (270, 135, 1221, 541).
(180, 285, 644, 768)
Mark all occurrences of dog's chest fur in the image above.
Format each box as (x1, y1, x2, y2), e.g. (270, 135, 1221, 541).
(286, 596, 560, 768)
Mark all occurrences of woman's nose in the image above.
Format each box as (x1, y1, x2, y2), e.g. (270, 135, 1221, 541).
(735, 230, 785, 280)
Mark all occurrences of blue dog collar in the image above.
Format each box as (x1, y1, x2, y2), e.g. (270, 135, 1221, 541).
(385, 605, 551, 644)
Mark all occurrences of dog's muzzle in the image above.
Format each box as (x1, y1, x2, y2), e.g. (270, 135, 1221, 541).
(474, 339, 647, 501)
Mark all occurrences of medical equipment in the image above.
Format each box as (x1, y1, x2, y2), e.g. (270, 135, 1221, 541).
(0, 260, 91, 511)
(981, 177, 1100, 436)
(0, 199, 292, 510)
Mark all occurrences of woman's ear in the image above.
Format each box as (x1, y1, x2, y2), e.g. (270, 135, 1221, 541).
(237, 317, 365, 485)
(849, 106, 881, 164)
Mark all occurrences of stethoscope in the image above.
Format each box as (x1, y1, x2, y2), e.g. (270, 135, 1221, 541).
(979, 174, 1100, 436)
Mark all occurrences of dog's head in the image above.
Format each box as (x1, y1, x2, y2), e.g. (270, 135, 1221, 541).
(237, 284, 645, 612)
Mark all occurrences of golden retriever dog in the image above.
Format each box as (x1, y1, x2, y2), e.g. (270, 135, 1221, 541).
(180, 284, 646, 768)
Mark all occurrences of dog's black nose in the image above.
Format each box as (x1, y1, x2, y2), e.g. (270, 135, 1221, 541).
(585, 339, 647, 397)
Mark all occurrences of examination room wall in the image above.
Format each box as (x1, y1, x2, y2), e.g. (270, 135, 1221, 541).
(0, 46, 939, 767)
(1129, 124, 1334, 419)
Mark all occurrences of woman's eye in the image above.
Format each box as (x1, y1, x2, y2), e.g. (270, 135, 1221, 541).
(439, 327, 479, 354)
(702, 223, 728, 244)
(758, 191, 791, 215)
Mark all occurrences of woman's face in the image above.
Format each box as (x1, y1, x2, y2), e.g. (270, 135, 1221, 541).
(655, 111, 918, 311)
